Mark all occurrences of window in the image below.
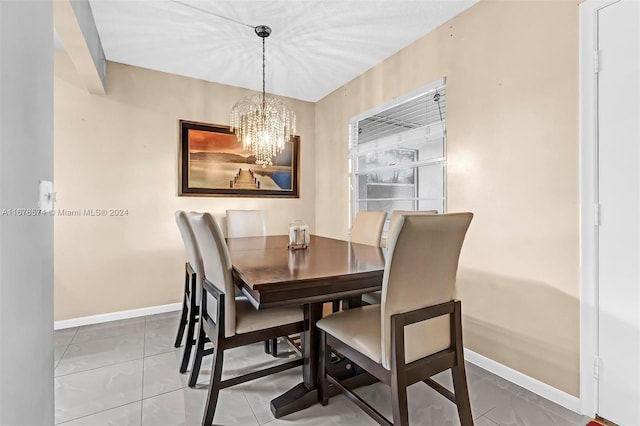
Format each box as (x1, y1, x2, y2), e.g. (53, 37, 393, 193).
(349, 78, 446, 235)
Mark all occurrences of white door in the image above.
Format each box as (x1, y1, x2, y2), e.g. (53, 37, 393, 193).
(597, 1, 640, 425)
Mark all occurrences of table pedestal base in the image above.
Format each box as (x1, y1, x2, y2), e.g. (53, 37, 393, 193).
(270, 371, 379, 418)
(271, 383, 319, 418)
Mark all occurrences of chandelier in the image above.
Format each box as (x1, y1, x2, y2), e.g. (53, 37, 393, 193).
(230, 25, 296, 167)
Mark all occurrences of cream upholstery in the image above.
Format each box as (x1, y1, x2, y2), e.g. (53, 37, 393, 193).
(317, 305, 382, 363)
(235, 297, 303, 334)
(350, 210, 387, 246)
(318, 213, 473, 370)
(365, 210, 439, 302)
(226, 209, 267, 238)
(175, 211, 204, 303)
(383, 210, 438, 248)
(188, 212, 237, 337)
(317, 304, 453, 367)
(188, 212, 303, 338)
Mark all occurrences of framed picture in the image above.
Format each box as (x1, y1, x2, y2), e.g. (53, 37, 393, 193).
(179, 120, 300, 198)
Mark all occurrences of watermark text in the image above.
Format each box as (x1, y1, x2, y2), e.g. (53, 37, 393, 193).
(1, 208, 129, 217)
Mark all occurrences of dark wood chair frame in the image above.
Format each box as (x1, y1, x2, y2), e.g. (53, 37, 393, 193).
(176, 261, 281, 379)
(264, 336, 278, 356)
(192, 277, 305, 425)
(318, 300, 473, 426)
(174, 262, 199, 374)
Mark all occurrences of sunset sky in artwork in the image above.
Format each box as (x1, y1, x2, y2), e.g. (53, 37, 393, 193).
(188, 129, 243, 154)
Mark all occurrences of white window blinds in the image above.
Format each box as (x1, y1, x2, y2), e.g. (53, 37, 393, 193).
(349, 78, 446, 231)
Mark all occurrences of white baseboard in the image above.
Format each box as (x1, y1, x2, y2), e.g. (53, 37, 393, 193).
(464, 349, 581, 414)
(54, 303, 182, 330)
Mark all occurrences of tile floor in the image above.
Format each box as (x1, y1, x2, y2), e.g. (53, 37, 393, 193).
(55, 311, 590, 426)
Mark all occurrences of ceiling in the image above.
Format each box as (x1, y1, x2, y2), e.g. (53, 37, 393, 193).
(81, 0, 478, 102)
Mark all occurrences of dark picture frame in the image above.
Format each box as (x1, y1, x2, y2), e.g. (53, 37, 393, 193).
(179, 120, 300, 198)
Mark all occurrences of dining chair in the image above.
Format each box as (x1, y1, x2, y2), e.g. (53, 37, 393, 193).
(173, 210, 204, 374)
(225, 209, 279, 356)
(226, 209, 267, 238)
(327, 210, 389, 312)
(363, 209, 438, 305)
(187, 212, 305, 425)
(350, 210, 387, 246)
(317, 212, 474, 426)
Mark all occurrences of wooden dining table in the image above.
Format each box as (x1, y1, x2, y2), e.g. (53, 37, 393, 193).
(226, 234, 386, 418)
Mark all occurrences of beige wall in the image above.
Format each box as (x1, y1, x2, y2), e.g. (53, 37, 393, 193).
(54, 52, 316, 320)
(315, 1, 579, 395)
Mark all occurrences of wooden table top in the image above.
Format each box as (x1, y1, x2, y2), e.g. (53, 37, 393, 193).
(227, 235, 385, 308)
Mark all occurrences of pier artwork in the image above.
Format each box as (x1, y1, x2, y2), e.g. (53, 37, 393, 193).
(229, 168, 284, 190)
(180, 120, 299, 197)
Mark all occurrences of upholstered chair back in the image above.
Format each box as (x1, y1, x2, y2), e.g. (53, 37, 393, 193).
(188, 212, 237, 337)
(175, 211, 204, 303)
(387, 210, 438, 241)
(226, 209, 267, 238)
(380, 213, 473, 369)
(350, 211, 387, 246)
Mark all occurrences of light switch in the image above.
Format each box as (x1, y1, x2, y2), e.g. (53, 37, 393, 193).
(39, 180, 54, 213)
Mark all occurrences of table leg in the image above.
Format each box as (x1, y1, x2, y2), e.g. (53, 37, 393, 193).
(270, 302, 322, 418)
(303, 302, 322, 388)
(341, 295, 362, 310)
(269, 299, 377, 419)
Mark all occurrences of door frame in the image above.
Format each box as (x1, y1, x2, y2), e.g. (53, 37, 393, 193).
(579, 0, 625, 418)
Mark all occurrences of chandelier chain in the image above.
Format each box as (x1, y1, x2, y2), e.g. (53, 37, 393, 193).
(262, 36, 266, 108)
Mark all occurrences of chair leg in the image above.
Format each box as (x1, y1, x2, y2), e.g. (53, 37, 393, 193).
(451, 300, 474, 425)
(179, 306, 198, 374)
(391, 373, 409, 426)
(202, 344, 224, 426)
(264, 338, 279, 357)
(318, 330, 329, 406)
(452, 364, 474, 426)
(173, 273, 190, 347)
(188, 322, 206, 388)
